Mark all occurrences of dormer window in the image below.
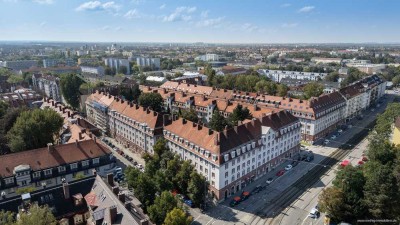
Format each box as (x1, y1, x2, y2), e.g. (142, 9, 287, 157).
(4, 178, 14, 185)
(58, 166, 66, 173)
(32, 171, 41, 178)
(93, 158, 100, 164)
(44, 169, 52, 176)
(70, 163, 78, 170)
(82, 160, 89, 167)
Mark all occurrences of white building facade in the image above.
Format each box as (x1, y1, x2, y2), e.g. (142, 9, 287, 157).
(257, 69, 327, 82)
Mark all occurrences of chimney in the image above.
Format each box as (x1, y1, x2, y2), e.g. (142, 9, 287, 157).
(197, 124, 202, 130)
(108, 94, 112, 99)
(75, 139, 78, 147)
(51, 101, 54, 106)
(146, 108, 150, 114)
(182, 118, 187, 124)
(47, 143, 55, 152)
(118, 192, 125, 202)
(62, 182, 70, 200)
(112, 186, 119, 195)
(121, 99, 124, 104)
(214, 133, 220, 145)
(107, 173, 114, 187)
(129, 102, 133, 107)
(78, 132, 83, 140)
(67, 111, 71, 117)
(92, 169, 97, 176)
(77, 117, 81, 125)
(135, 104, 139, 109)
(208, 128, 213, 135)
(62, 107, 66, 113)
(58, 105, 62, 111)
(93, 136, 97, 143)
(108, 206, 118, 224)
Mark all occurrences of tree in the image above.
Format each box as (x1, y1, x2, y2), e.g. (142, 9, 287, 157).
(180, 108, 198, 123)
(255, 80, 269, 93)
(130, 173, 158, 210)
(175, 161, 194, 195)
(325, 72, 339, 82)
(16, 205, 57, 225)
(148, 191, 178, 225)
(303, 82, 324, 99)
(208, 109, 228, 132)
(7, 75, 23, 84)
(0, 101, 8, 118)
(228, 104, 251, 126)
(7, 108, 63, 152)
(277, 84, 289, 97)
(118, 65, 128, 74)
(0, 210, 14, 225)
(163, 208, 192, 225)
(318, 187, 348, 222)
(187, 171, 207, 207)
(138, 92, 163, 112)
(16, 186, 36, 195)
(392, 75, 400, 87)
(204, 64, 216, 86)
(60, 74, 83, 109)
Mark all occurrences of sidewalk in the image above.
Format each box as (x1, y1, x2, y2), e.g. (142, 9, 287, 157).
(103, 136, 146, 166)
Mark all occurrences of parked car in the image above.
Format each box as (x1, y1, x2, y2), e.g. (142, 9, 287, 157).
(276, 169, 285, 177)
(266, 177, 274, 184)
(309, 207, 320, 218)
(324, 139, 330, 145)
(230, 196, 241, 207)
(241, 191, 250, 201)
(252, 185, 263, 194)
(113, 167, 122, 175)
(184, 199, 194, 207)
(285, 164, 293, 171)
(291, 160, 299, 167)
(305, 155, 314, 162)
(338, 129, 343, 133)
(330, 135, 337, 140)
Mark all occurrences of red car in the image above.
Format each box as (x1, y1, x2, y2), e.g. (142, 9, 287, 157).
(276, 169, 285, 177)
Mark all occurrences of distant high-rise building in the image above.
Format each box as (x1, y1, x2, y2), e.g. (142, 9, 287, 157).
(43, 59, 58, 68)
(104, 58, 130, 75)
(2, 60, 38, 71)
(136, 57, 160, 69)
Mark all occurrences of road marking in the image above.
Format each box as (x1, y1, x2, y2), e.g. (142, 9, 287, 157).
(205, 218, 214, 225)
(192, 214, 202, 223)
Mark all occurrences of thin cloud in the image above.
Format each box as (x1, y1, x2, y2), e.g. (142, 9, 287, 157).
(196, 17, 224, 28)
(298, 6, 315, 13)
(281, 3, 291, 7)
(201, 10, 209, 18)
(282, 23, 298, 28)
(39, 21, 47, 27)
(124, 9, 140, 19)
(242, 23, 259, 32)
(163, 6, 197, 22)
(33, 0, 54, 4)
(75, 1, 121, 12)
(159, 3, 166, 9)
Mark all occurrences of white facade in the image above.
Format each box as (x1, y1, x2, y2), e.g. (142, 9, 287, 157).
(104, 58, 130, 75)
(81, 66, 105, 76)
(136, 57, 161, 69)
(32, 75, 62, 102)
(258, 69, 327, 82)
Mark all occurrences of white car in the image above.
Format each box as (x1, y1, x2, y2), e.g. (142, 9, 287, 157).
(331, 135, 337, 140)
(284, 164, 293, 171)
(309, 207, 320, 218)
(266, 178, 274, 184)
(324, 139, 330, 145)
(338, 129, 343, 133)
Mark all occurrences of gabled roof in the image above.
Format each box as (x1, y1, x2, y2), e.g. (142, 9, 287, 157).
(0, 139, 111, 177)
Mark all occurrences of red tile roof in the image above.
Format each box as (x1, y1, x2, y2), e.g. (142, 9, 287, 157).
(0, 139, 111, 177)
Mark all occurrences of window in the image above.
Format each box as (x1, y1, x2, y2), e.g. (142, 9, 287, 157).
(211, 172, 215, 178)
(82, 160, 89, 167)
(93, 158, 100, 164)
(44, 169, 52, 176)
(21, 180, 27, 185)
(5, 178, 14, 185)
(70, 163, 78, 170)
(33, 172, 41, 178)
(58, 166, 66, 173)
(225, 172, 228, 178)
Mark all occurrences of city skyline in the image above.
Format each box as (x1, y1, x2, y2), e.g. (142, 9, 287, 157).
(1, 0, 400, 44)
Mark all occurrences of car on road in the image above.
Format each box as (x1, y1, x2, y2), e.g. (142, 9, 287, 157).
(251, 185, 263, 194)
(241, 191, 250, 201)
(324, 139, 330, 145)
(330, 135, 337, 140)
(371, 108, 375, 112)
(284, 164, 293, 171)
(276, 169, 285, 177)
(309, 207, 320, 218)
(230, 196, 241, 207)
(291, 160, 299, 167)
(266, 177, 274, 184)
(305, 154, 314, 162)
(113, 167, 122, 175)
(338, 129, 343, 133)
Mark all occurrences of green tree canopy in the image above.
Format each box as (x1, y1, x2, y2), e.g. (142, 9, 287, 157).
(208, 109, 229, 132)
(6, 108, 63, 152)
(60, 74, 83, 109)
(0, 101, 9, 118)
(180, 108, 198, 123)
(163, 208, 192, 225)
(277, 84, 289, 97)
(16, 205, 57, 225)
(187, 171, 207, 207)
(228, 104, 251, 126)
(0, 210, 14, 225)
(148, 191, 178, 225)
(138, 92, 163, 112)
(303, 82, 324, 99)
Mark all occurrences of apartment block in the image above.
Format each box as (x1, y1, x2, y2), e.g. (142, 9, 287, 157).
(81, 66, 105, 76)
(164, 111, 301, 200)
(136, 57, 160, 69)
(32, 73, 62, 102)
(104, 58, 130, 75)
(0, 139, 115, 196)
(257, 69, 327, 82)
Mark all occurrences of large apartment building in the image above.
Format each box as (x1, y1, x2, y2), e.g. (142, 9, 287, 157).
(0, 139, 115, 196)
(104, 58, 130, 75)
(32, 73, 62, 102)
(86, 91, 164, 153)
(339, 74, 386, 121)
(108, 98, 164, 154)
(164, 111, 301, 200)
(257, 69, 327, 82)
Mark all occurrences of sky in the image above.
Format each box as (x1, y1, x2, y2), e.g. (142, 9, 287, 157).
(0, 0, 399, 43)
